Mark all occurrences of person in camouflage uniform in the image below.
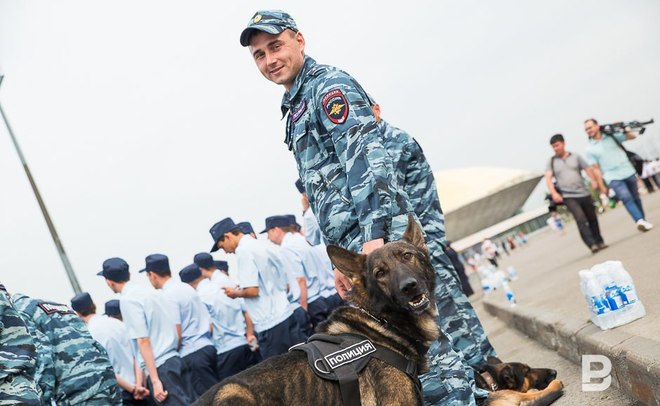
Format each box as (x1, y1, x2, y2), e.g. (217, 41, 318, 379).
(12, 293, 121, 405)
(0, 283, 40, 406)
(369, 98, 495, 370)
(240, 10, 494, 404)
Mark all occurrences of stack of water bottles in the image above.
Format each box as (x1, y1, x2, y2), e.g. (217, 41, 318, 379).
(479, 264, 518, 307)
(579, 261, 646, 330)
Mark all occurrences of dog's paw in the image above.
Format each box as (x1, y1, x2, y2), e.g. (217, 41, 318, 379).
(547, 379, 563, 391)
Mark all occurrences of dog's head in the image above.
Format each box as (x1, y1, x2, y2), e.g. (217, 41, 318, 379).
(327, 214, 438, 341)
(482, 356, 558, 391)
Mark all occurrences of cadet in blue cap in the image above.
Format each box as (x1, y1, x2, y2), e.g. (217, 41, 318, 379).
(264, 215, 328, 330)
(241, 10, 496, 405)
(99, 257, 190, 405)
(105, 299, 122, 320)
(188, 256, 261, 380)
(72, 292, 150, 405)
(141, 254, 217, 400)
(0, 282, 40, 405)
(12, 292, 120, 405)
(236, 221, 257, 239)
(208, 217, 305, 359)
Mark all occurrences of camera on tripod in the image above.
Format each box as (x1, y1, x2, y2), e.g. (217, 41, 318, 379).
(599, 119, 654, 135)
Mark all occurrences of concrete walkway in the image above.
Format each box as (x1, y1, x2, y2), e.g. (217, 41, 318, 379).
(474, 191, 660, 405)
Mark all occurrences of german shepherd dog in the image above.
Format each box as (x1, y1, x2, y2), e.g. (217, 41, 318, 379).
(476, 356, 564, 406)
(194, 215, 439, 405)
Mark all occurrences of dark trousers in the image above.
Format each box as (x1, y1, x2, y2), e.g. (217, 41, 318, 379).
(121, 389, 150, 406)
(307, 298, 329, 330)
(257, 313, 306, 360)
(182, 345, 218, 400)
(147, 356, 191, 406)
(292, 306, 312, 339)
(564, 195, 604, 248)
(324, 293, 344, 314)
(216, 344, 261, 382)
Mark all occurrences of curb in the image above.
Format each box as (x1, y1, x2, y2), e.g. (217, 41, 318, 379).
(483, 298, 660, 406)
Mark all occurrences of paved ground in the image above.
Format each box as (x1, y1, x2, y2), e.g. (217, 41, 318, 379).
(467, 190, 660, 405)
(473, 297, 642, 405)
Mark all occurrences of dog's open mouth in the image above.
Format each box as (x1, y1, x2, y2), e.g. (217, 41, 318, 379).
(408, 293, 430, 311)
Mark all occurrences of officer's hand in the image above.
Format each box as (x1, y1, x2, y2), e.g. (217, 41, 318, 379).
(223, 286, 239, 298)
(133, 386, 150, 400)
(152, 379, 168, 403)
(362, 238, 385, 254)
(334, 268, 353, 300)
(551, 192, 563, 204)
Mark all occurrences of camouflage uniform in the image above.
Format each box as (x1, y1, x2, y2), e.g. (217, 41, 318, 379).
(378, 120, 496, 371)
(281, 55, 485, 404)
(12, 294, 120, 405)
(0, 284, 40, 406)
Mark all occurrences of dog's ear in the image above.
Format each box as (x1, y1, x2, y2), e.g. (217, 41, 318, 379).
(487, 356, 503, 365)
(327, 245, 366, 281)
(402, 213, 427, 252)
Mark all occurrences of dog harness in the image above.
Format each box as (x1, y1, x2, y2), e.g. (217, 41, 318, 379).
(290, 332, 421, 406)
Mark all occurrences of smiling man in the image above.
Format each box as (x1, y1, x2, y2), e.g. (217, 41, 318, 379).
(240, 10, 495, 405)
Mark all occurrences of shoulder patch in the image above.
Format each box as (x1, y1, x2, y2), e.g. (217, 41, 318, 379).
(322, 89, 349, 125)
(37, 302, 74, 315)
(292, 100, 307, 123)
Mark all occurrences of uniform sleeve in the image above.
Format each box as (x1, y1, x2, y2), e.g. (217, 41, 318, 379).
(279, 247, 304, 279)
(315, 75, 395, 242)
(120, 298, 149, 339)
(236, 250, 259, 289)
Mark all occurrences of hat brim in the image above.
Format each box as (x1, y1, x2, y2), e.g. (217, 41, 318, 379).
(138, 268, 147, 273)
(96, 270, 104, 276)
(210, 239, 220, 253)
(240, 25, 286, 47)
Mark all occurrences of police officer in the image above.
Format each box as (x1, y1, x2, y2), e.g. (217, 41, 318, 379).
(263, 215, 328, 329)
(0, 282, 40, 405)
(99, 257, 190, 405)
(240, 10, 494, 404)
(208, 217, 305, 359)
(184, 259, 261, 381)
(141, 254, 217, 400)
(71, 292, 150, 405)
(12, 293, 120, 405)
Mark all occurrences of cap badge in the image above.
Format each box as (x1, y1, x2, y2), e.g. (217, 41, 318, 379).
(253, 15, 262, 23)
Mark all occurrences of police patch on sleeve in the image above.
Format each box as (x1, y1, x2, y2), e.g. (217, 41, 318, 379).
(37, 302, 74, 315)
(322, 89, 349, 124)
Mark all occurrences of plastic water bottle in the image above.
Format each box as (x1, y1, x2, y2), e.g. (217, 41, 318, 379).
(506, 266, 519, 281)
(501, 281, 516, 307)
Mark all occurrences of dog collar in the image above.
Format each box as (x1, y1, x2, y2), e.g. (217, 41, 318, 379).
(350, 305, 427, 355)
(480, 371, 499, 391)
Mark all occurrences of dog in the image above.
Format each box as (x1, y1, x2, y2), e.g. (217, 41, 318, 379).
(475, 356, 564, 406)
(194, 214, 440, 405)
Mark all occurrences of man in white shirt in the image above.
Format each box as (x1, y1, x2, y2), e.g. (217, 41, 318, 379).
(208, 217, 306, 359)
(71, 292, 149, 405)
(140, 254, 217, 400)
(184, 259, 261, 381)
(262, 215, 328, 330)
(98, 257, 190, 405)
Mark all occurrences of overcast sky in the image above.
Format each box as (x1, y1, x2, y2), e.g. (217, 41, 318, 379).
(1, 1, 659, 305)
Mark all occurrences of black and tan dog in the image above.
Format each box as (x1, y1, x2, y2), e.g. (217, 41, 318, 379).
(194, 215, 439, 405)
(476, 356, 564, 406)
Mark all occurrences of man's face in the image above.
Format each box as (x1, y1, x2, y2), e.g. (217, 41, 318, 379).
(248, 29, 305, 90)
(551, 141, 565, 157)
(266, 227, 285, 245)
(217, 233, 238, 254)
(585, 120, 600, 138)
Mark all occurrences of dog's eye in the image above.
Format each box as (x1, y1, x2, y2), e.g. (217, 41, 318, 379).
(374, 268, 386, 278)
(402, 252, 413, 261)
